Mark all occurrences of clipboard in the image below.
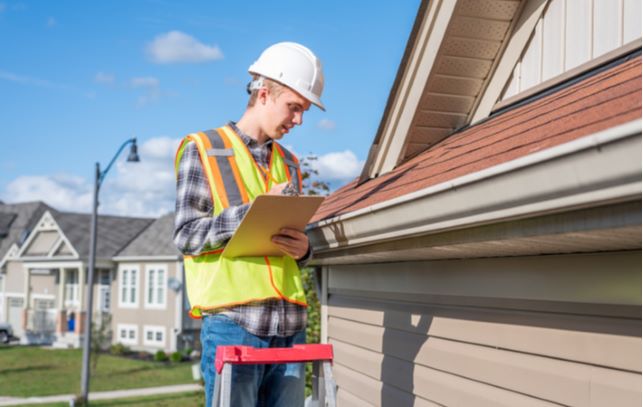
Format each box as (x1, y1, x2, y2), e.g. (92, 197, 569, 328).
(221, 195, 325, 258)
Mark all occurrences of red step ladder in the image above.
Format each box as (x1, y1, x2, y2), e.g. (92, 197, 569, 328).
(212, 344, 336, 407)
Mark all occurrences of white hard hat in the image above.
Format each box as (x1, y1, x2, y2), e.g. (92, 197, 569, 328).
(248, 42, 325, 111)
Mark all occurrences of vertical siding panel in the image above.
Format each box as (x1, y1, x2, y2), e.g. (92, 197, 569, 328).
(565, 0, 591, 69)
(502, 64, 520, 99)
(542, 0, 564, 81)
(520, 20, 541, 91)
(593, 0, 620, 58)
(623, 0, 642, 44)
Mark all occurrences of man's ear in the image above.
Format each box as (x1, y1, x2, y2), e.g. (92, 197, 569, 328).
(257, 87, 269, 105)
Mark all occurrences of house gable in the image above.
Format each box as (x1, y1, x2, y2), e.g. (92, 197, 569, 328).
(362, 0, 524, 180)
(17, 211, 79, 260)
(362, 0, 642, 180)
(473, 0, 642, 121)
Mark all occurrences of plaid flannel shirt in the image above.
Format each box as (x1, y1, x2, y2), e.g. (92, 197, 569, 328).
(173, 122, 309, 337)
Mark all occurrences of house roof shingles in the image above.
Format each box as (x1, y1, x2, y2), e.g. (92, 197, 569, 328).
(55, 212, 155, 259)
(312, 55, 642, 223)
(0, 201, 52, 259)
(116, 212, 180, 257)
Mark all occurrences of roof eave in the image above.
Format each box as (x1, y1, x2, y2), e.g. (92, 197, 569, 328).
(308, 120, 642, 264)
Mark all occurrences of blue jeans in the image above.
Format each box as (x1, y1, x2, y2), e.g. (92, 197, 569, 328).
(201, 314, 306, 407)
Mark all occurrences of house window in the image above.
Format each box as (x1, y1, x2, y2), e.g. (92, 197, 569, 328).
(117, 324, 137, 345)
(143, 325, 165, 347)
(118, 265, 139, 308)
(64, 269, 79, 306)
(145, 265, 166, 309)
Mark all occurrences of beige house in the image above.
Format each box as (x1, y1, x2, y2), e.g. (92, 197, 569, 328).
(112, 213, 199, 352)
(308, 0, 641, 406)
(0, 202, 195, 353)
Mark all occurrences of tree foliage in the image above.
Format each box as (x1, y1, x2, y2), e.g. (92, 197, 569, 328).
(300, 154, 330, 196)
(299, 154, 329, 395)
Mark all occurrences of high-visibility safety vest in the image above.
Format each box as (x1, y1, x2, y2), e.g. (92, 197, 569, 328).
(174, 125, 307, 318)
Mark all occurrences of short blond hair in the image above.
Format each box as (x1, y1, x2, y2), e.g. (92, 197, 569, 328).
(247, 75, 285, 107)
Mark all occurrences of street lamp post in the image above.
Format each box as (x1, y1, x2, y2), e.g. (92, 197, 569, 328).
(79, 138, 140, 405)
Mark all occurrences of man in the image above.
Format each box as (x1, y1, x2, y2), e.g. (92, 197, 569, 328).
(173, 42, 325, 406)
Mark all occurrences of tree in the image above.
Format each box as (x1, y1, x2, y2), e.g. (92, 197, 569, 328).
(300, 154, 330, 196)
(299, 154, 329, 396)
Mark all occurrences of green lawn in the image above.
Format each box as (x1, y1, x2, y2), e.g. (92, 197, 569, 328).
(38, 392, 204, 407)
(0, 346, 196, 398)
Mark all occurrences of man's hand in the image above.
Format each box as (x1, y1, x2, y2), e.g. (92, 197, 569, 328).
(271, 228, 309, 259)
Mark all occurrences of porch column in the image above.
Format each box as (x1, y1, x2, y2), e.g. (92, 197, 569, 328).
(77, 265, 86, 338)
(22, 266, 30, 331)
(57, 268, 66, 334)
(78, 265, 85, 316)
(58, 268, 66, 310)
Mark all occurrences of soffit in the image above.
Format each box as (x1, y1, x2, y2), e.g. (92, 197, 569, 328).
(402, 0, 522, 160)
(311, 201, 641, 265)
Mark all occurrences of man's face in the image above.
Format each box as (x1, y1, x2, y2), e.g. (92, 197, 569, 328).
(260, 86, 311, 141)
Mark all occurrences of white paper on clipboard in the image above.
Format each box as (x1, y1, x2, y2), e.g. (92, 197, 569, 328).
(221, 195, 325, 258)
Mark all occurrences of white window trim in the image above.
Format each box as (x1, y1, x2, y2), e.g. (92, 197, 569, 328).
(117, 323, 138, 346)
(144, 264, 167, 310)
(118, 264, 139, 309)
(143, 325, 165, 348)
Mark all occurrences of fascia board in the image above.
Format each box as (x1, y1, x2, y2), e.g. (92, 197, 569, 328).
(369, 0, 458, 178)
(309, 120, 642, 252)
(0, 243, 19, 270)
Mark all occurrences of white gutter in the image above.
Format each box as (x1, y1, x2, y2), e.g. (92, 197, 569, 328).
(308, 120, 642, 252)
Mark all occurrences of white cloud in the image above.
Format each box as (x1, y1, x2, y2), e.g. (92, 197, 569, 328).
(130, 76, 161, 106)
(95, 72, 115, 85)
(146, 31, 223, 64)
(309, 150, 364, 182)
(3, 174, 93, 213)
(1, 143, 363, 217)
(317, 119, 336, 131)
(1, 137, 181, 218)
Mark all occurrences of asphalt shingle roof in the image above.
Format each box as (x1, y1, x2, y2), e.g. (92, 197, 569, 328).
(116, 212, 179, 257)
(55, 211, 155, 259)
(0, 201, 52, 260)
(312, 56, 642, 223)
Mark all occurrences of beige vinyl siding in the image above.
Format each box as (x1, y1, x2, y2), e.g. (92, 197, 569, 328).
(23, 231, 58, 256)
(5, 261, 25, 292)
(54, 241, 73, 256)
(325, 251, 641, 406)
(30, 272, 56, 296)
(111, 261, 179, 352)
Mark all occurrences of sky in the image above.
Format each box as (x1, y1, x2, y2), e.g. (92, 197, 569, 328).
(0, 0, 421, 218)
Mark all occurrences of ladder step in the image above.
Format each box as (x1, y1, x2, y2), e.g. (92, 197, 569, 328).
(215, 344, 333, 373)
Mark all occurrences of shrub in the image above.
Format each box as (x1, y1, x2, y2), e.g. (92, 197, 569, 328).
(110, 343, 129, 356)
(170, 351, 183, 363)
(154, 350, 169, 362)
